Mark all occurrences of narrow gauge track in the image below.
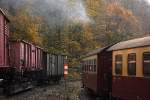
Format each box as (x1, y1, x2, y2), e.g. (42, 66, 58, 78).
(0, 81, 101, 100)
(0, 81, 73, 100)
(0, 81, 64, 100)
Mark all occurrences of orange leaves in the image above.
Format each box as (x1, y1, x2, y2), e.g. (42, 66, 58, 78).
(85, 0, 100, 17)
(10, 8, 43, 46)
(107, 2, 139, 27)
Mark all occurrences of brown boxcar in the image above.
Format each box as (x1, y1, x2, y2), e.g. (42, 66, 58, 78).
(42, 53, 64, 81)
(0, 9, 10, 79)
(10, 40, 43, 73)
(108, 36, 150, 100)
(82, 46, 112, 98)
(0, 9, 10, 68)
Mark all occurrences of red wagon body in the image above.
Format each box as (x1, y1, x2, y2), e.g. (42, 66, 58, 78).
(0, 9, 10, 68)
(0, 8, 65, 94)
(10, 40, 43, 72)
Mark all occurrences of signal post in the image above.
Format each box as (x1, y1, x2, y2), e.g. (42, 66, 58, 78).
(64, 56, 68, 100)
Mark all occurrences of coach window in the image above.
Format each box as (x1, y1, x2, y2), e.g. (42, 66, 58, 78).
(115, 55, 122, 75)
(89, 60, 91, 71)
(87, 60, 89, 72)
(89, 60, 91, 72)
(92, 59, 94, 72)
(90, 60, 92, 72)
(82, 61, 84, 71)
(84, 60, 86, 72)
(91, 60, 93, 72)
(84, 61, 86, 72)
(86, 60, 88, 72)
(94, 59, 96, 72)
(143, 52, 150, 76)
(83, 61, 86, 72)
(128, 53, 136, 76)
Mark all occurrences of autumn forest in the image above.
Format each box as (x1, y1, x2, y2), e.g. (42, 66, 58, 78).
(0, 0, 150, 67)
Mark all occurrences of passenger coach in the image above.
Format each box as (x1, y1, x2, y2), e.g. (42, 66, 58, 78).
(82, 36, 150, 100)
(108, 36, 150, 100)
(81, 46, 112, 98)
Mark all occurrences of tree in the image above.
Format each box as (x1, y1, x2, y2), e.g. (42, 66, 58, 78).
(10, 8, 44, 45)
(84, 0, 142, 46)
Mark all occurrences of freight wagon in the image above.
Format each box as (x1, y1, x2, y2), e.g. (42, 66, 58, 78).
(0, 8, 10, 80)
(10, 40, 44, 81)
(0, 8, 65, 95)
(42, 53, 64, 82)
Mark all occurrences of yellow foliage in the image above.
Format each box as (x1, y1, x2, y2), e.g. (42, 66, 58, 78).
(107, 2, 139, 27)
(85, 0, 100, 17)
(83, 24, 94, 40)
(10, 8, 43, 46)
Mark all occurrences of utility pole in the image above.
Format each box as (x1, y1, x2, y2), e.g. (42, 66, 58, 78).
(64, 56, 69, 100)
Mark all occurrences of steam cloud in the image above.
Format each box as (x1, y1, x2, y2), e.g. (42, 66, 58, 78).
(3, 0, 90, 25)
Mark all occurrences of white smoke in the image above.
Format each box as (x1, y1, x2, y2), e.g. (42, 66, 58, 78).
(27, 0, 90, 23)
(44, 0, 90, 22)
(66, 0, 90, 22)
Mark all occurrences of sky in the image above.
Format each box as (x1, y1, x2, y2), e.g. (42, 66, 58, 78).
(145, 0, 150, 5)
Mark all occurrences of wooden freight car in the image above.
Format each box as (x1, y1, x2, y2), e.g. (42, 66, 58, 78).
(108, 36, 150, 100)
(42, 53, 65, 82)
(10, 40, 44, 80)
(0, 8, 10, 79)
(81, 46, 112, 98)
(0, 8, 65, 94)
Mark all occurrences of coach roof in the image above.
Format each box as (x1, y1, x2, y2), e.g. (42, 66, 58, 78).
(84, 45, 112, 58)
(108, 36, 150, 51)
(84, 47, 106, 57)
(0, 8, 10, 22)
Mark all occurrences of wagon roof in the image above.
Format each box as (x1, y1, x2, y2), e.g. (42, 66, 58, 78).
(0, 8, 10, 22)
(108, 36, 150, 51)
(10, 39, 44, 50)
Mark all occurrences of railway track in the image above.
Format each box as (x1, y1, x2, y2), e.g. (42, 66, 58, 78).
(0, 80, 102, 100)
